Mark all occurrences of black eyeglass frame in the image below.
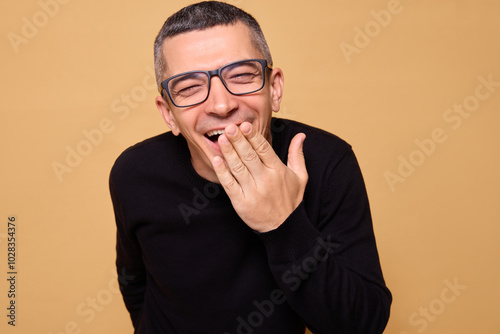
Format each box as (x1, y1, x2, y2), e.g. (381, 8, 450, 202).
(159, 59, 273, 108)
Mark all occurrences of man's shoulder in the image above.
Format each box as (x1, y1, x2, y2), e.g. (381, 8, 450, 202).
(282, 119, 350, 144)
(110, 131, 179, 177)
(115, 131, 174, 160)
(273, 118, 352, 158)
(275, 119, 364, 196)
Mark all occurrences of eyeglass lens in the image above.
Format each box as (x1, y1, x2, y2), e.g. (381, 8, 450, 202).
(167, 60, 265, 107)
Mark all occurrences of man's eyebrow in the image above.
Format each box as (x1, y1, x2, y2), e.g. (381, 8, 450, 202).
(170, 72, 206, 87)
(226, 61, 259, 72)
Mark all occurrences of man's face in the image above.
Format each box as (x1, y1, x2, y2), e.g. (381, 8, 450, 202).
(155, 22, 284, 182)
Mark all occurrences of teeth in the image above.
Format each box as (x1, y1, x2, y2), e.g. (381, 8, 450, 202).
(206, 129, 225, 137)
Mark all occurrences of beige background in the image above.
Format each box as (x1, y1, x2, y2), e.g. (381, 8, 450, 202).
(1, 0, 499, 333)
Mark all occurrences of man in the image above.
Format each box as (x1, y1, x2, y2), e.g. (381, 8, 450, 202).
(109, 1, 391, 333)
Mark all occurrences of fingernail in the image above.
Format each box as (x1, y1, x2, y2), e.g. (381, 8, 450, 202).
(213, 156, 223, 166)
(226, 124, 237, 136)
(219, 134, 229, 145)
(240, 122, 252, 135)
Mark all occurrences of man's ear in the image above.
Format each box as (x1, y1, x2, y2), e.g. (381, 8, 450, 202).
(155, 95, 180, 136)
(269, 68, 284, 113)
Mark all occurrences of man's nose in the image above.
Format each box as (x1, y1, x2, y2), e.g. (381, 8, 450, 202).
(204, 76, 238, 116)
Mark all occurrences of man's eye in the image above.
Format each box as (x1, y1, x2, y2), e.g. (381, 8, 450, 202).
(174, 84, 203, 96)
(228, 72, 257, 83)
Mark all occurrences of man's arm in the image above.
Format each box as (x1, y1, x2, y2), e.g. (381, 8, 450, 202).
(110, 178, 147, 329)
(212, 122, 391, 333)
(258, 148, 391, 333)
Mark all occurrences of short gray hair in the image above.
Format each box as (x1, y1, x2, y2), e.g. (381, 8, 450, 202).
(153, 1, 273, 90)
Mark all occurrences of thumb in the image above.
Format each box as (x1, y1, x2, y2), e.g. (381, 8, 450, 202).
(287, 133, 308, 180)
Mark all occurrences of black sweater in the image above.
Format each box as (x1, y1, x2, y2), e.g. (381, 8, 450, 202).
(109, 118, 391, 334)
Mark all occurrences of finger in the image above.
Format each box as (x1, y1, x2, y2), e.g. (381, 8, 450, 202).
(240, 122, 281, 168)
(218, 130, 255, 185)
(287, 133, 308, 181)
(212, 155, 243, 199)
(224, 123, 264, 175)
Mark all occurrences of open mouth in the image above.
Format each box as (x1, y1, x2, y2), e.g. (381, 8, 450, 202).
(205, 129, 225, 143)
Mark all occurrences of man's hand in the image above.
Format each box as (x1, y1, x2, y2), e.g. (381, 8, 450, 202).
(212, 122, 308, 232)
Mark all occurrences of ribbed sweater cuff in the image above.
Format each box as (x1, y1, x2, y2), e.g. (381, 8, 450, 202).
(257, 202, 321, 264)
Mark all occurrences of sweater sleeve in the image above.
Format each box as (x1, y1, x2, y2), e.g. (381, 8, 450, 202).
(110, 175, 147, 329)
(258, 148, 392, 334)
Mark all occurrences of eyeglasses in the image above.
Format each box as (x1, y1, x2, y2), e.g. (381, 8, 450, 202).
(159, 59, 272, 108)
